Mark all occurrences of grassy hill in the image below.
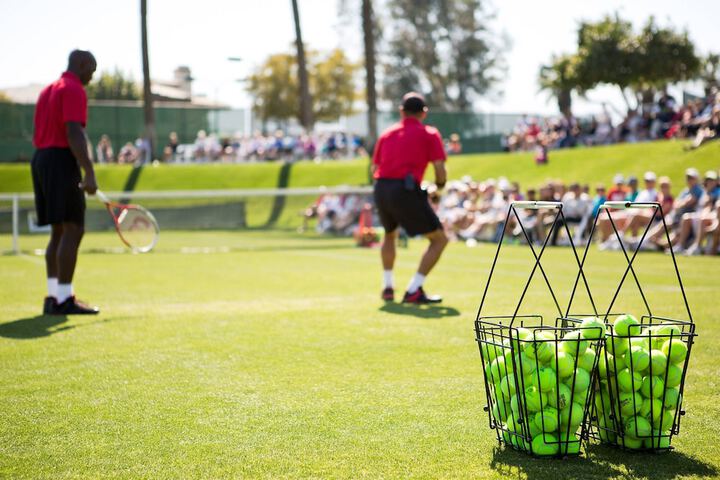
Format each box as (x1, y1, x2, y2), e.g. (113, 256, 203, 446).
(1, 140, 717, 195)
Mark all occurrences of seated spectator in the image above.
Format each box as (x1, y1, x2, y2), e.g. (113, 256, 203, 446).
(96, 134, 114, 163)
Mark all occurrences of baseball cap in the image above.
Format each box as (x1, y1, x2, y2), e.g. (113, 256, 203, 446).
(613, 174, 624, 184)
(628, 175, 638, 184)
(685, 168, 699, 178)
(401, 92, 428, 113)
(643, 171, 657, 182)
(705, 170, 718, 180)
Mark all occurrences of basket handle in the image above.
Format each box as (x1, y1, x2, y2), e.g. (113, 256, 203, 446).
(601, 201, 660, 210)
(511, 201, 562, 210)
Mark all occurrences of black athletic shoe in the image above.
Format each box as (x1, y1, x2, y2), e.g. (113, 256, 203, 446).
(381, 287, 394, 302)
(53, 296, 100, 315)
(402, 287, 442, 304)
(43, 296, 57, 315)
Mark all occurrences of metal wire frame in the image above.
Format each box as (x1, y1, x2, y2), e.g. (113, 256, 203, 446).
(474, 201, 601, 457)
(565, 201, 696, 451)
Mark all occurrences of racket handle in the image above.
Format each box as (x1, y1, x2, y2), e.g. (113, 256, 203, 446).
(95, 189, 111, 204)
(512, 201, 561, 210)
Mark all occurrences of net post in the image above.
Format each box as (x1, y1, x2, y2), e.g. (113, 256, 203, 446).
(11, 194, 19, 255)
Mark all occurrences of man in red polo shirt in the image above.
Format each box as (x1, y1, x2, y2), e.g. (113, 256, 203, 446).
(372, 92, 448, 303)
(32, 50, 99, 315)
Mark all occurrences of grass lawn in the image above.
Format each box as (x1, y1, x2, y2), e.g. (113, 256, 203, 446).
(1, 230, 718, 479)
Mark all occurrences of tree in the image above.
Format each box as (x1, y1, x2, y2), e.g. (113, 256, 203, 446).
(247, 53, 299, 126)
(382, 0, 506, 111)
(362, 0, 378, 146)
(291, 0, 313, 129)
(140, 0, 156, 159)
(246, 50, 359, 126)
(699, 53, 720, 94)
(538, 54, 580, 115)
(311, 49, 359, 122)
(574, 14, 701, 110)
(86, 69, 140, 100)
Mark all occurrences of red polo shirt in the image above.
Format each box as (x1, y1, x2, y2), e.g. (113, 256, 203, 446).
(372, 117, 446, 184)
(33, 71, 88, 149)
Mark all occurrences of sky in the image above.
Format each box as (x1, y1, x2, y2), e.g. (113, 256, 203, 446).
(1, 0, 718, 117)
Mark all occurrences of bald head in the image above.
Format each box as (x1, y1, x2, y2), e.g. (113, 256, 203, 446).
(67, 50, 96, 85)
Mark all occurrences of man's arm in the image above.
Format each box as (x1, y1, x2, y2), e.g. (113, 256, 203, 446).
(432, 160, 446, 189)
(66, 122, 97, 194)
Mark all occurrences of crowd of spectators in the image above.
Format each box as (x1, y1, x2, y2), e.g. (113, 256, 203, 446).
(503, 89, 720, 157)
(303, 168, 720, 257)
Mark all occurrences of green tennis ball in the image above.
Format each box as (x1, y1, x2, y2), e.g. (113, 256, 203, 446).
(500, 374, 517, 400)
(630, 335, 652, 352)
(524, 385, 547, 413)
(492, 400, 512, 422)
(487, 356, 512, 383)
(613, 314, 640, 337)
(640, 398, 663, 421)
(618, 391, 643, 417)
(510, 394, 519, 416)
(560, 402, 584, 429)
(648, 350, 668, 376)
(655, 323, 682, 343)
(516, 353, 537, 376)
(597, 422, 617, 443)
(510, 327, 533, 351)
(528, 416, 542, 437)
(595, 390, 613, 420)
(558, 431, 581, 455)
(665, 364, 682, 388)
(606, 336, 629, 356)
(625, 415, 652, 437)
(625, 346, 650, 372)
(663, 387, 681, 410)
(644, 429, 671, 449)
(527, 330, 556, 365)
(662, 339, 688, 365)
(532, 433, 559, 456)
(597, 349, 609, 377)
(568, 368, 590, 393)
(640, 376, 664, 399)
(623, 436, 643, 449)
(617, 368, 642, 393)
(509, 432, 531, 451)
(658, 409, 675, 431)
(578, 348, 596, 372)
(480, 342, 501, 364)
(580, 316, 606, 340)
(547, 383, 572, 410)
(535, 407, 559, 432)
(559, 330, 588, 357)
(534, 367, 557, 393)
(555, 351, 575, 379)
(523, 372, 535, 390)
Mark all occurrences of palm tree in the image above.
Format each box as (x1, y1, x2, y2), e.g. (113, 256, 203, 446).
(140, 0, 155, 161)
(291, 0, 313, 130)
(362, 0, 377, 148)
(538, 54, 579, 116)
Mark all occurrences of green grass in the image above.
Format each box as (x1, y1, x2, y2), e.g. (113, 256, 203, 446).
(1, 230, 718, 478)
(1, 140, 718, 195)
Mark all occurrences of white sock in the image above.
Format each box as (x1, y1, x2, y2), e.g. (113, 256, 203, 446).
(57, 284, 73, 303)
(383, 270, 394, 289)
(407, 272, 426, 294)
(47, 278, 58, 298)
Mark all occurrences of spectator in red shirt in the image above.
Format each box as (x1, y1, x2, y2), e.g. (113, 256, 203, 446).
(31, 50, 99, 315)
(607, 174, 627, 201)
(372, 92, 448, 304)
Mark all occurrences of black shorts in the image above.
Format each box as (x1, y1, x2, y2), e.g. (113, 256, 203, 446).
(373, 178, 442, 236)
(31, 148, 85, 226)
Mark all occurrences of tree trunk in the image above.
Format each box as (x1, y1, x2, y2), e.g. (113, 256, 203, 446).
(291, 0, 313, 130)
(557, 88, 572, 116)
(140, 0, 155, 162)
(362, 0, 377, 148)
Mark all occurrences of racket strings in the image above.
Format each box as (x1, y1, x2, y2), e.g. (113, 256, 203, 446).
(116, 206, 159, 252)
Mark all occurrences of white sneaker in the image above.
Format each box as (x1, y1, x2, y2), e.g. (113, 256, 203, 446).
(684, 245, 700, 256)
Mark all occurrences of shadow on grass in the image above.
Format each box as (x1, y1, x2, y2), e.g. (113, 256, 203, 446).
(0, 315, 126, 340)
(379, 302, 461, 319)
(0, 315, 71, 339)
(488, 443, 717, 479)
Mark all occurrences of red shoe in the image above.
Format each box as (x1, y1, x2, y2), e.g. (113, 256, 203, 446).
(53, 296, 100, 315)
(402, 287, 442, 304)
(381, 287, 394, 301)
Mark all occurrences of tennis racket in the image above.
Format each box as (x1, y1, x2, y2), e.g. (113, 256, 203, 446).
(95, 190, 159, 253)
